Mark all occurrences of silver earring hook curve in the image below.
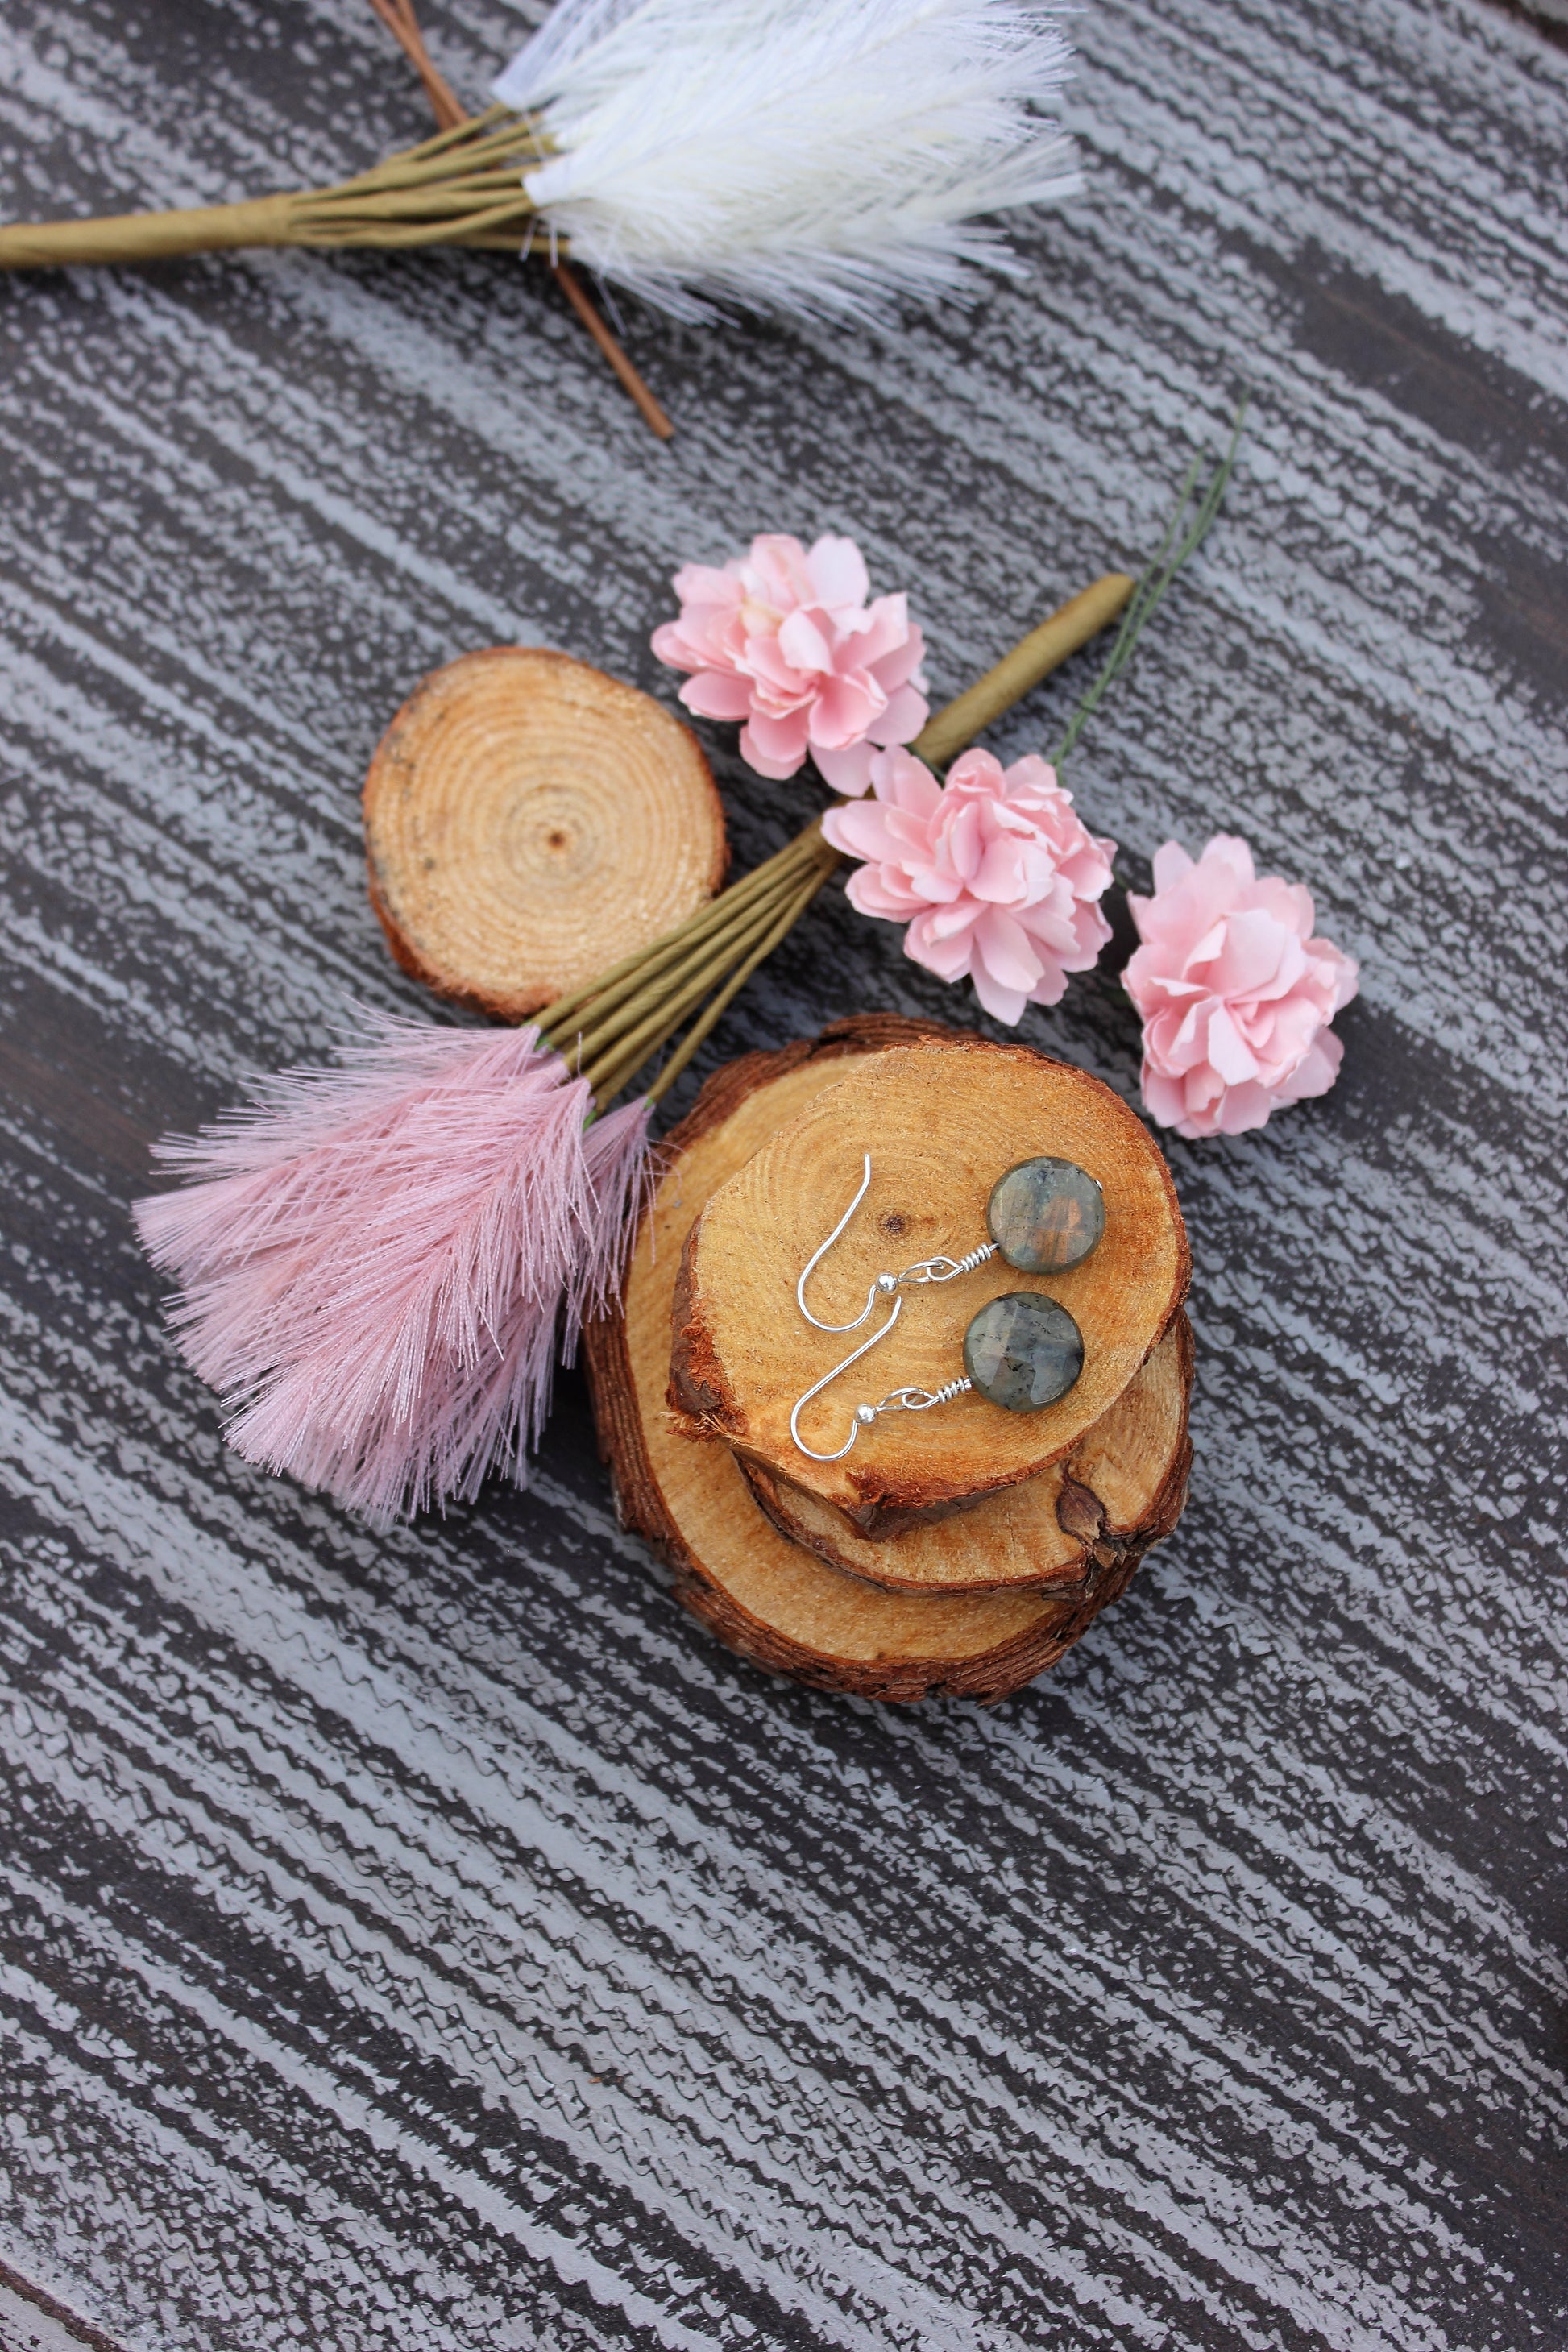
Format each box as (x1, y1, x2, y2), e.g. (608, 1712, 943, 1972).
(789, 1293, 904, 1461)
(797, 1154, 886, 1334)
(797, 1152, 999, 1337)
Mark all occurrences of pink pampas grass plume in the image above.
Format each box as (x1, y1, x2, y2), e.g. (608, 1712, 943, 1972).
(135, 1013, 652, 1525)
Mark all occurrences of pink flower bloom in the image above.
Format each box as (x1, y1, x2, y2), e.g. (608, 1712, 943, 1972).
(1126, 834, 1359, 1139)
(651, 532, 927, 791)
(821, 745, 1117, 1025)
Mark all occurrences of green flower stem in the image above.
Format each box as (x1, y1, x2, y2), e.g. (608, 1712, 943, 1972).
(587, 856, 836, 1110)
(537, 825, 823, 1039)
(552, 861, 806, 1072)
(1052, 398, 1248, 765)
(541, 557, 1144, 1080)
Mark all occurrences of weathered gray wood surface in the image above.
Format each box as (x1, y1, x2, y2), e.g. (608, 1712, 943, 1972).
(1, 2, 1565, 2346)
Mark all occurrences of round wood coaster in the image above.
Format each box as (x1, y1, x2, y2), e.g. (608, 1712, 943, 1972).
(364, 646, 727, 1020)
(670, 1037, 1189, 1537)
(583, 1017, 1191, 1703)
(738, 1314, 1191, 1594)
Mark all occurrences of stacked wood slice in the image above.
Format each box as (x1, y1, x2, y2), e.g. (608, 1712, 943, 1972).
(583, 1016, 1193, 1704)
(364, 647, 727, 1020)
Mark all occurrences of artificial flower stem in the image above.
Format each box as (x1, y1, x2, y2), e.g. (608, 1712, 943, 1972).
(579, 859, 828, 1104)
(1053, 400, 1248, 765)
(555, 569, 1139, 1091)
(0, 111, 544, 272)
(1055, 454, 1204, 746)
(351, 106, 515, 170)
(563, 563, 1149, 1106)
(641, 863, 836, 1107)
(575, 865, 821, 1098)
(550, 864, 804, 1068)
(337, 199, 538, 250)
(536, 830, 821, 1036)
(911, 572, 1136, 770)
(570, 868, 804, 1051)
(0, 198, 298, 272)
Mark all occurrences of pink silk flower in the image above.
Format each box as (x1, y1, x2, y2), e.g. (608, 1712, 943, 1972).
(822, 745, 1117, 1025)
(651, 532, 927, 791)
(1126, 834, 1359, 1139)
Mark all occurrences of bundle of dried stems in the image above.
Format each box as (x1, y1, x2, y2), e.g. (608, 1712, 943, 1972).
(0, 0, 672, 434)
(0, 107, 545, 273)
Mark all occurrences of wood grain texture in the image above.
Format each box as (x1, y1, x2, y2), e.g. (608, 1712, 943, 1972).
(363, 646, 725, 1018)
(0, 2, 1565, 2347)
(670, 1039, 1188, 1529)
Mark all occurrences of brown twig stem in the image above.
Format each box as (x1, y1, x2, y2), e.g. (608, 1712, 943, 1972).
(0, 3, 677, 435)
(365, 0, 673, 437)
(549, 259, 675, 438)
(365, 0, 467, 130)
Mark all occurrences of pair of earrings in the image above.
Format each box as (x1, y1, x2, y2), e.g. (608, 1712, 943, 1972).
(789, 1153, 1106, 1462)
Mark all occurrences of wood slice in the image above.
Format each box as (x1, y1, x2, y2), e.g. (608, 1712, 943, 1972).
(739, 1313, 1192, 1593)
(582, 1018, 1186, 1704)
(364, 646, 727, 1020)
(670, 1039, 1188, 1537)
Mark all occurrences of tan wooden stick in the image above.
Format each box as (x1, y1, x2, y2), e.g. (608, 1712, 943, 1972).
(911, 572, 1135, 769)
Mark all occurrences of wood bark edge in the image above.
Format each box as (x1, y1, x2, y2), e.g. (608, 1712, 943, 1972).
(736, 1313, 1193, 1592)
(583, 1017, 1192, 1703)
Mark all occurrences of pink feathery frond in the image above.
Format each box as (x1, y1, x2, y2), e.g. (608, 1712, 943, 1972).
(135, 1013, 654, 1525)
(566, 1094, 657, 1351)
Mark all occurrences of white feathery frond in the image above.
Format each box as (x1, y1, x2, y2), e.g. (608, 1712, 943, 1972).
(492, 0, 1082, 323)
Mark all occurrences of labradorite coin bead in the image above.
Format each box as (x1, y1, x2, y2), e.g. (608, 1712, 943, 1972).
(963, 1292, 1084, 1412)
(986, 1156, 1105, 1274)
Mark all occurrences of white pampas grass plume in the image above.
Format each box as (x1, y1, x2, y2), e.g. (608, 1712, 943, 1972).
(493, 0, 1083, 322)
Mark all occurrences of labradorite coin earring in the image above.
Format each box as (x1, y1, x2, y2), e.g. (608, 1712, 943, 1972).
(789, 1153, 1098, 1459)
(986, 1157, 1105, 1275)
(962, 1291, 1084, 1412)
(796, 1151, 1105, 1338)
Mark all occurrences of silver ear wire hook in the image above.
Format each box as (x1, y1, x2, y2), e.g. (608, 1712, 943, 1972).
(789, 1291, 906, 1461)
(797, 1153, 999, 1336)
(789, 1292, 974, 1461)
(797, 1154, 881, 1333)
